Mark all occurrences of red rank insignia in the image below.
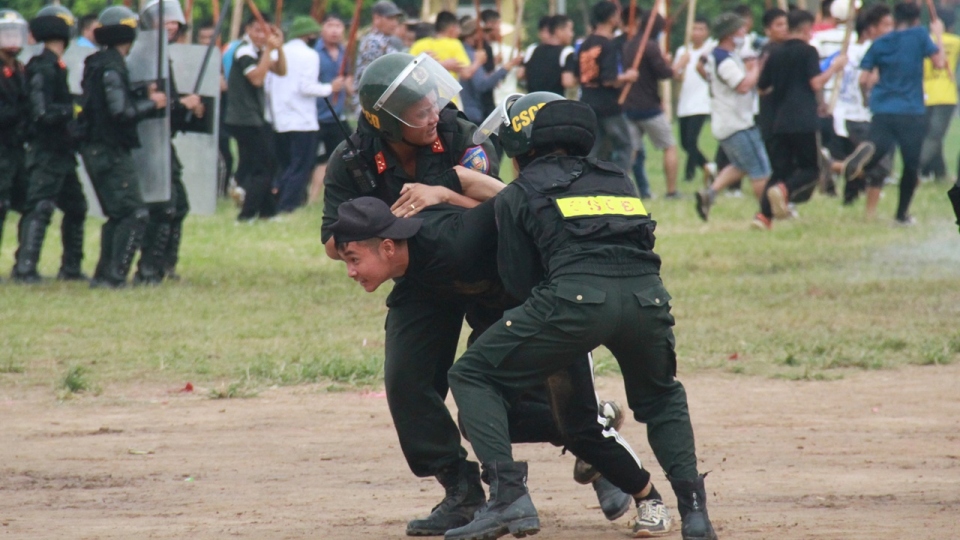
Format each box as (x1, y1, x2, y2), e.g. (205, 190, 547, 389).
(374, 151, 387, 174)
(431, 138, 445, 153)
(3, 66, 12, 78)
(57, 59, 66, 70)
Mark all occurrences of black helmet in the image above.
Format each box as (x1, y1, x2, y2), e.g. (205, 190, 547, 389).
(95, 6, 139, 46)
(29, 5, 75, 43)
(475, 92, 597, 159)
(0, 9, 29, 51)
(358, 52, 462, 142)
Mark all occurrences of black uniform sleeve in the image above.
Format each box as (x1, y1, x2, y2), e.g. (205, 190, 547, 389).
(28, 68, 72, 126)
(321, 142, 359, 243)
(103, 69, 155, 121)
(495, 184, 544, 301)
(0, 92, 21, 128)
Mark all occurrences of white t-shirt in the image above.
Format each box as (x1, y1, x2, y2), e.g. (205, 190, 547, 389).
(674, 40, 715, 117)
(706, 47, 756, 140)
(811, 25, 848, 102)
(833, 40, 873, 136)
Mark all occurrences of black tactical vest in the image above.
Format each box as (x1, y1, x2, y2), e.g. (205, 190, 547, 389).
(26, 49, 73, 150)
(80, 48, 141, 149)
(515, 155, 660, 278)
(0, 61, 28, 148)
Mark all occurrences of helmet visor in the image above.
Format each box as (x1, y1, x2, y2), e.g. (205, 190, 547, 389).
(374, 53, 462, 128)
(141, 0, 186, 29)
(472, 93, 523, 146)
(0, 17, 28, 49)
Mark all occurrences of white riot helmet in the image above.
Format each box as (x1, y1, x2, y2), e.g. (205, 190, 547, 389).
(140, 0, 187, 30)
(0, 9, 28, 51)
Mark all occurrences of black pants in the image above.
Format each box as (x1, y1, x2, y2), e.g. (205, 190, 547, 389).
(317, 121, 347, 164)
(678, 114, 709, 181)
(761, 132, 820, 218)
(864, 113, 927, 220)
(274, 130, 320, 213)
(230, 124, 277, 220)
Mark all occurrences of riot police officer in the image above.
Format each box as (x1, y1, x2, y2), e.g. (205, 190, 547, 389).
(133, 0, 204, 284)
(320, 52, 503, 536)
(0, 9, 30, 272)
(12, 5, 88, 283)
(447, 93, 717, 540)
(80, 6, 167, 288)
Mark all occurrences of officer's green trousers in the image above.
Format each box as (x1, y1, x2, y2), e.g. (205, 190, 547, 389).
(449, 273, 700, 481)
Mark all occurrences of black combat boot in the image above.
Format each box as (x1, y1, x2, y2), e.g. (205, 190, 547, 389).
(163, 219, 183, 280)
(98, 212, 146, 288)
(668, 474, 718, 540)
(133, 220, 170, 285)
(591, 476, 632, 521)
(90, 220, 116, 287)
(444, 461, 539, 540)
(57, 213, 88, 281)
(407, 461, 485, 536)
(12, 200, 54, 283)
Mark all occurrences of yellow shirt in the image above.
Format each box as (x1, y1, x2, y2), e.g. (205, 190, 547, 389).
(923, 32, 960, 106)
(409, 36, 471, 81)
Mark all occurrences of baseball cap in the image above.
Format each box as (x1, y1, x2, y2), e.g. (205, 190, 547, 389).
(372, 1, 403, 18)
(330, 197, 422, 244)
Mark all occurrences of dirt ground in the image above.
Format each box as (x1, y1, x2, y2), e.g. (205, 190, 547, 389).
(2, 364, 959, 540)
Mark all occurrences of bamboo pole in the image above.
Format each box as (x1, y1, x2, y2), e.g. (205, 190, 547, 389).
(827, 0, 856, 114)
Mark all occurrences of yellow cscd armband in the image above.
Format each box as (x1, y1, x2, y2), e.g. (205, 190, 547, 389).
(555, 196, 648, 218)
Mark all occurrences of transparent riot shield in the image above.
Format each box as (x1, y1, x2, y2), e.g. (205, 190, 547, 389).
(127, 28, 171, 204)
(169, 43, 220, 215)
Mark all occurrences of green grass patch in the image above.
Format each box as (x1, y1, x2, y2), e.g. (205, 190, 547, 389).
(2, 120, 960, 393)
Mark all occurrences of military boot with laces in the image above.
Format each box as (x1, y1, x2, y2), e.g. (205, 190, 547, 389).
(407, 461, 485, 536)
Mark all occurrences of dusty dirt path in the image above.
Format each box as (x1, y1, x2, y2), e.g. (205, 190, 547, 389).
(2, 364, 959, 540)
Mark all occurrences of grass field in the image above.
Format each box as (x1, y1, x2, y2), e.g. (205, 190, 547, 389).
(2, 126, 959, 398)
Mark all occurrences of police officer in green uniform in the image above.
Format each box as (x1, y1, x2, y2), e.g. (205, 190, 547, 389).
(446, 93, 718, 540)
(0, 9, 30, 273)
(320, 52, 503, 535)
(80, 6, 167, 288)
(12, 5, 89, 283)
(134, 0, 203, 285)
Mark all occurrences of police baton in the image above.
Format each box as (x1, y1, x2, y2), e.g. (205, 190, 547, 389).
(186, 0, 232, 123)
(323, 97, 377, 194)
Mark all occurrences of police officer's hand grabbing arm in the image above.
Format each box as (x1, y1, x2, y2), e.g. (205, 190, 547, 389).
(391, 167, 505, 217)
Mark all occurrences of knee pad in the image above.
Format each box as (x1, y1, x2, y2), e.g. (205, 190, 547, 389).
(133, 208, 150, 223)
(36, 199, 57, 218)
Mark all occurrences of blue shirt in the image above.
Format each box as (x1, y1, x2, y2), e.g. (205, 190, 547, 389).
(222, 39, 242, 79)
(76, 36, 97, 49)
(314, 41, 346, 123)
(460, 43, 509, 124)
(860, 26, 938, 115)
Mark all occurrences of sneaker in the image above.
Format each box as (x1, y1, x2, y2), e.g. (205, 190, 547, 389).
(750, 213, 772, 230)
(766, 182, 790, 219)
(664, 191, 682, 200)
(787, 203, 799, 219)
(695, 189, 712, 222)
(632, 499, 673, 538)
(724, 189, 743, 198)
(705, 162, 718, 178)
(842, 142, 875, 185)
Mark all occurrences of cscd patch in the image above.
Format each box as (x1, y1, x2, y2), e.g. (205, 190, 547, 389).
(459, 145, 490, 174)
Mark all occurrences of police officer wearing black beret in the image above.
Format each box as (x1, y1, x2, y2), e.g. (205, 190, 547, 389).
(320, 52, 505, 535)
(447, 93, 718, 540)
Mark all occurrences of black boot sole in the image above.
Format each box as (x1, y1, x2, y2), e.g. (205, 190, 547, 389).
(444, 516, 540, 540)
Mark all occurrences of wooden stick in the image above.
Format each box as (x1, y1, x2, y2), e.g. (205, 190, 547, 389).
(514, 0, 525, 62)
(777, 0, 788, 11)
(684, 0, 698, 51)
(827, 0, 857, 114)
(310, 0, 326, 24)
(627, 0, 637, 38)
(244, 0, 268, 32)
(184, 0, 195, 42)
(274, 0, 284, 27)
(332, 0, 362, 104)
(662, 0, 672, 50)
(618, 0, 662, 105)
(212, 0, 222, 46)
(474, 0, 486, 49)
(229, 0, 244, 40)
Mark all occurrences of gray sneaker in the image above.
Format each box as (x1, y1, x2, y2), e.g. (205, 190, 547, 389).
(843, 142, 875, 184)
(695, 189, 713, 222)
(632, 498, 673, 538)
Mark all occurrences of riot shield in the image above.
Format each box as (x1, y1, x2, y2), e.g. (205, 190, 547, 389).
(61, 43, 104, 218)
(127, 28, 171, 204)
(169, 43, 221, 215)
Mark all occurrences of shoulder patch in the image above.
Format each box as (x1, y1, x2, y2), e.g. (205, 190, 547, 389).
(431, 138, 445, 153)
(460, 145, 490, 174)
(374, 151, 387, 174)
